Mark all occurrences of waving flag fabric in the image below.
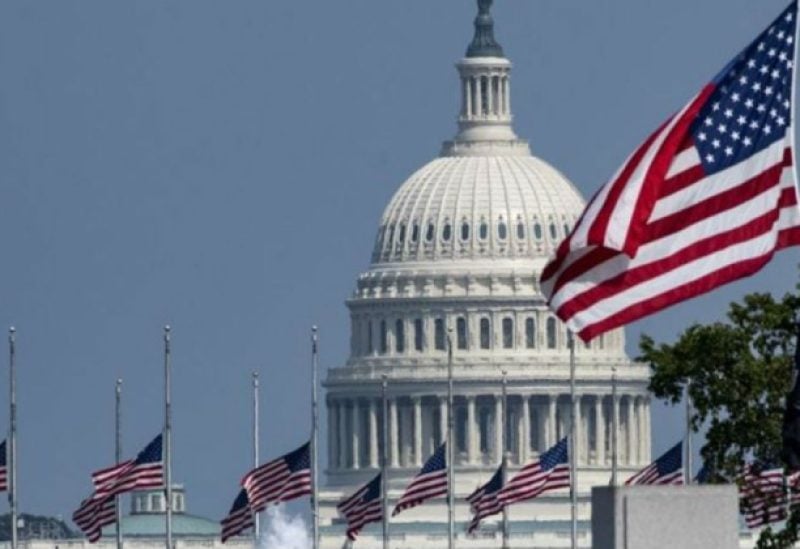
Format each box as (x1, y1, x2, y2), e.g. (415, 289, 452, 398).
(542, 2, 800, 341)
(496, 438, 570, 506)
(392, 443, 448, 517)
(73, 495, 116, 543)
(625, 441, 683, 486)
(221, 488, 254, 543)
(466, 465, 504, 534)
(0, 440, 7, 492)
(242, 442, 312, 512)
(337, 473, 383, 541)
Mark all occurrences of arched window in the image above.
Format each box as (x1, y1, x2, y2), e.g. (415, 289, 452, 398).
(502, 318, 514, 348)
(461, 222, 470, 241)
(387, 224, 395, 246)
(395, 319, 405, 353)
(411, 223, 419, 243)
(456, 317, 467, 350)
(398, 223, 406, 242)
(442, 222, 452, 242)
(435, 318, 446, 351)
(480, 318, 491, 349)
(498, 219, 507, 240)
(380, 320, 388, 354)
(367, 321, 374, 354)
(534, 222, 543, 240)
(426, 223, 435, 242)
(525, 318, 535, 349)
(414, 318, 424, 352)
(546, 317, 557, 349)
(479, 219, 488, 240)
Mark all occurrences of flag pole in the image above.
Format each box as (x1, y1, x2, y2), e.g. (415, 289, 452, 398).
(8, 327, 17, 549)
(501, 371, 509, 549)
(381, 374, 389, 549)
(446, 328, 454, 549)
(252, 371, 260, 539)
(684, 383, 692, 485)
(164, 326, 172, 549)
(611, 366, 618, 487)
(116, 379, 123, 549)
(568, 330, 577, 549)
(311, 326, 320, 549)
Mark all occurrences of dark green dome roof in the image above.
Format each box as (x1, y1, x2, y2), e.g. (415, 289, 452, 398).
(101, 514, 220, 538)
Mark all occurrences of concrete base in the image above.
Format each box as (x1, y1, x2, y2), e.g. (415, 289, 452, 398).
(592, 485, 739, 549)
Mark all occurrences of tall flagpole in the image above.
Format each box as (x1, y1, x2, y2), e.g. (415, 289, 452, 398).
(311, 326, 320, 549)
(568, 330, 577, 549)
(164, 326, 172, 549)
(501, 371, 509, 549)
(8, 327, 16, 549)
(381, 375, 389, 549)
(611, 366, 618, 487)
(446, 329, 454, 549)
(252, 372, 260, 539)
(116, 379, 123, 549)
(685, 383, 692, 485)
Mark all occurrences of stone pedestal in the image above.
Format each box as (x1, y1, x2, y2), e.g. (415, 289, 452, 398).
(592, 485, 739, 549)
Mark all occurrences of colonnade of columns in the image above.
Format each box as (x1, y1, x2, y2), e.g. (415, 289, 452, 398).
(327, 393, 650, 471)
(461, 73, 510, 119)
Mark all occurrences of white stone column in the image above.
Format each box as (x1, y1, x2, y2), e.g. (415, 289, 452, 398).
(547, 396, 557, 447)
(494, 395, 503, 462)
(504, 76, 511, 116)
(369, 399, 378, 468)
(389, 398, 399, 468)
(413, 396, 423, 466)
(467, 396, 477, 464)
(476, 77, 484, 116)
(521, 397, 530, 463)
(595, 396, 605, 466)
(439, 397, 447, 447)
(337, 400, 347, 468)
(328, 400, 337, 469)
(625, 397, 634, 465)
(645, 398, 652, 462)
(351, 401, 360, 469)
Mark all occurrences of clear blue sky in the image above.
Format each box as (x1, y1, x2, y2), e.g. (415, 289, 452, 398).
(0, 0, 796, 522)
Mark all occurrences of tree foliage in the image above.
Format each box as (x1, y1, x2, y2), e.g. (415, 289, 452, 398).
(639, 291, 800, 548)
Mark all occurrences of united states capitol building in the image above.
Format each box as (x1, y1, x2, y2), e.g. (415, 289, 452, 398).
(319, 2, 651, 547)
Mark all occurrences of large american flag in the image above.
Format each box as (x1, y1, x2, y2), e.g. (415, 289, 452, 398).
(542, 2, 800, 341)
(93, 433, 164, 499)
(0, 439, 7, 492)
(73, 495, 116, 543)
(392, 443, 448, 517)
(496, 438, 570, 506)
(466, 464, 504, 534)
(220, 488, 254, 543)
(337, 473, 383, 541)
(625, 441, 683, 486)
(242, 442, 312, 513)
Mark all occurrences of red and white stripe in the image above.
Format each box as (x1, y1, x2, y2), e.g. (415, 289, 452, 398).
(466, 485, 504, 534)
(93, 461, 164, 500)
(740, 466, 787, 528)
(337, 480, 383, 541)
(73, 495, 116, 543)
(242, 460, 311, 513)
(495, 462, 570, 506)
(542, 104, 800, 341)
(391, 470, 448, 516)
(625, 465, 684, 486)
(91, 460, 133, 491)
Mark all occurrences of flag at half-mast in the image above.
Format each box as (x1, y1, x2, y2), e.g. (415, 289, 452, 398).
(73, 495, 116, 543)
(0, 439, 7, 492)
(337, 473, 383, 541)
(392, 443, 448, 517)
(541, 2, 800, 341)
(220, 488, 254, 543)
(242, 442, 312, 512)
(625, 441, 683, 486)
(466, 464, 504, 534)
(496, 438, 570, 506)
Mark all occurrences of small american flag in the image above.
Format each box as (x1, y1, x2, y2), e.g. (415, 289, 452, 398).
(0, 440, 7, 492)
(466, 464, 504, 534)
(738, 464, 800, 528)
(337, 473, 383, 541)
(242, 442, 312, 513)
(625, 441, 683, 486)
(542, 2, 800, 341)
(220, 488, 254, 543)
(72, 495, 116, 543)
(496, 438, 570, 506)
(94, 433, 164, 499)
(392, 443, 448, 517)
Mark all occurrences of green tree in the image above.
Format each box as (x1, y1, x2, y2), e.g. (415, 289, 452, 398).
(639, 291, 800, 548)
